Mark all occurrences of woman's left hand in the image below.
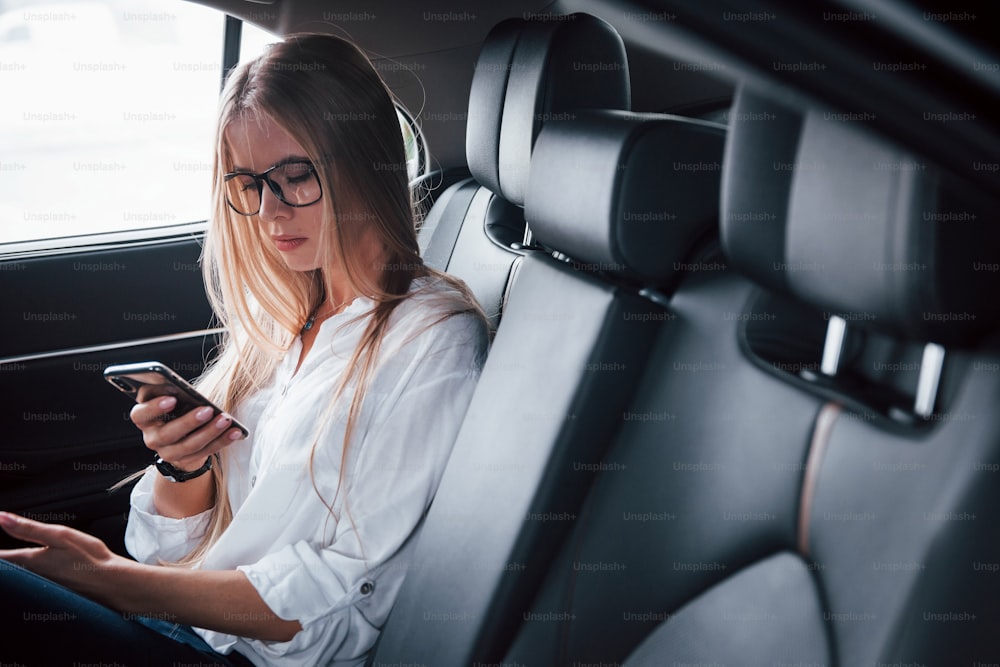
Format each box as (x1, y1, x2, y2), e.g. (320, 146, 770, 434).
(0, 511, 303, 641)
(0, 511, 124, 606)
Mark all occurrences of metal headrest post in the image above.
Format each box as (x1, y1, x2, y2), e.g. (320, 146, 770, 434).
(820, 315, 848, 377)
(914, 343, 946, 419)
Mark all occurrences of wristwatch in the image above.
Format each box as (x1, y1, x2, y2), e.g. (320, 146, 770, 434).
(154, 455, 213, 483)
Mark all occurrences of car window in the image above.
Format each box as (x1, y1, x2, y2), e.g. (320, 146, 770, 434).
(0, 1, 425, 247)
(0, 0, 274, 245)
(239, 17, 275, 64)
(397, 106, 425, 183)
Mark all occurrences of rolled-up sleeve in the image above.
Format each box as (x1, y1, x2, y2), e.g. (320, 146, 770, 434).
(125, 470, 214, 564)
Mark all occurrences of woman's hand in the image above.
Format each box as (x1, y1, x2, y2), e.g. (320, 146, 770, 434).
(130, 395, 244, 518)
(0, 512, 301, 641)
(130, 395, 243, 472)
(0, 512, 125, 606)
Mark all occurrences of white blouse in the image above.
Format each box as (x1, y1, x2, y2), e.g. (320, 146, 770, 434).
(125, 278, 488, 666)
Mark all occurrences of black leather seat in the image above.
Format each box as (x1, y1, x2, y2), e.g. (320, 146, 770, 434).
(418, 13, 631, 330)
(498, 88, 1000, 666)
(375, 111, 725, 665)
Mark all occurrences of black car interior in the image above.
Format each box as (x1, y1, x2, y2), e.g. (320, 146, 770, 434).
(1, 231, 215, 555)
(2, 2, 998, 665)
(375, 13, 1000, 667)
(417, 13, 632, 331)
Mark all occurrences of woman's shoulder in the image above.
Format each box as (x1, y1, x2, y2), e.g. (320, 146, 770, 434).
(395, 275, 482, 323)
(388, 275, 489, 358)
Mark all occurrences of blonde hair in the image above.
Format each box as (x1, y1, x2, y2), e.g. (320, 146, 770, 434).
(172, 34, 483, 564)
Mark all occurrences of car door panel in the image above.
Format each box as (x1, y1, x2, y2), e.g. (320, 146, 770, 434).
(0, 232, 215, 554)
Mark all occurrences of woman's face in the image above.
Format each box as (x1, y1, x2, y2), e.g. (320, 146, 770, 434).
(225, 115, 326, 272)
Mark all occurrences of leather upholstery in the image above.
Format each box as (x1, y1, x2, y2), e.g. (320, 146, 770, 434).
(375, 251, 665, 666)
(625, 553, 832, 667)
(467, 14, 631, 205)
(502, 86, 1000, 665)
(419, 13, 632, 329)
(720, 89, 801, 293)
(391, 30, 1000, 667)
(722, 87, 1000, 345)
(377, 81, 722, 667)
(783, 112, 1000, 346)
(527, 110, 724, 287)
(504, 269, 826, 664)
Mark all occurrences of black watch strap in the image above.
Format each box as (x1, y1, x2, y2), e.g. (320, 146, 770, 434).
(154, 455, 213, 483)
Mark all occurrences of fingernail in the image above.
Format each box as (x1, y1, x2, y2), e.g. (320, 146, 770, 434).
(195, 407, 214, 421)
(0, 512, 17, 527)
(214, 414, 232, 429)
(158, 396, 177, 410)
(228, 429, 244, 440)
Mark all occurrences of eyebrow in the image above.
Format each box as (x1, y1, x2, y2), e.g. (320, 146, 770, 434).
(228, 155, 313, 174)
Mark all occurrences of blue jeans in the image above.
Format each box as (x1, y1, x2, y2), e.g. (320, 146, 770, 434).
(0, 559, 255, 666)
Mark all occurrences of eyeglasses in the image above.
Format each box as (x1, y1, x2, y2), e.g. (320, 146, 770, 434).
(223, 159, 323, 216)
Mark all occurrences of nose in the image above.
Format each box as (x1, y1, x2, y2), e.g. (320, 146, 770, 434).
(257, 182, 290, 222)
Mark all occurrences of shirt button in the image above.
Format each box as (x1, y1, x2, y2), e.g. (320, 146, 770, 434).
(360, 581, 374, 596)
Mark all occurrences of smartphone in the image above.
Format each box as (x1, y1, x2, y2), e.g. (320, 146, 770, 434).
(104, 361, 249, 437)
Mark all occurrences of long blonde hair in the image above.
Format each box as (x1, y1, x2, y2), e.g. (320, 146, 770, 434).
(176, 34, 483, 564)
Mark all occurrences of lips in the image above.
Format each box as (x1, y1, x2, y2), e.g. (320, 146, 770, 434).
(271, 236, 307, 252)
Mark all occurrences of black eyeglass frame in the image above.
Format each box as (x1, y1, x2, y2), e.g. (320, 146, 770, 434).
(223, 158, 323, 216)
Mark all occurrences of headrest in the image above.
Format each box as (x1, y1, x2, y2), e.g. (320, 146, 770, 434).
(467, 13, 630, 206)
(722, 87, 1000, 346)
(720, 90, 803, 293)
(525, 110, 726, 286)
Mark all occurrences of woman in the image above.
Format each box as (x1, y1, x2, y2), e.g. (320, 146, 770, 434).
(0, 33, 487, 666)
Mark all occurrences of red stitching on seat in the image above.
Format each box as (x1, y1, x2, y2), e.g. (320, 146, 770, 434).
(798, 402, 842, 557)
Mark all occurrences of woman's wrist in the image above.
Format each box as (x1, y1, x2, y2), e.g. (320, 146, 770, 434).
(154, 455, 213, 482)
(152, 467, 216, 519)
(83, 554, 140, 611)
